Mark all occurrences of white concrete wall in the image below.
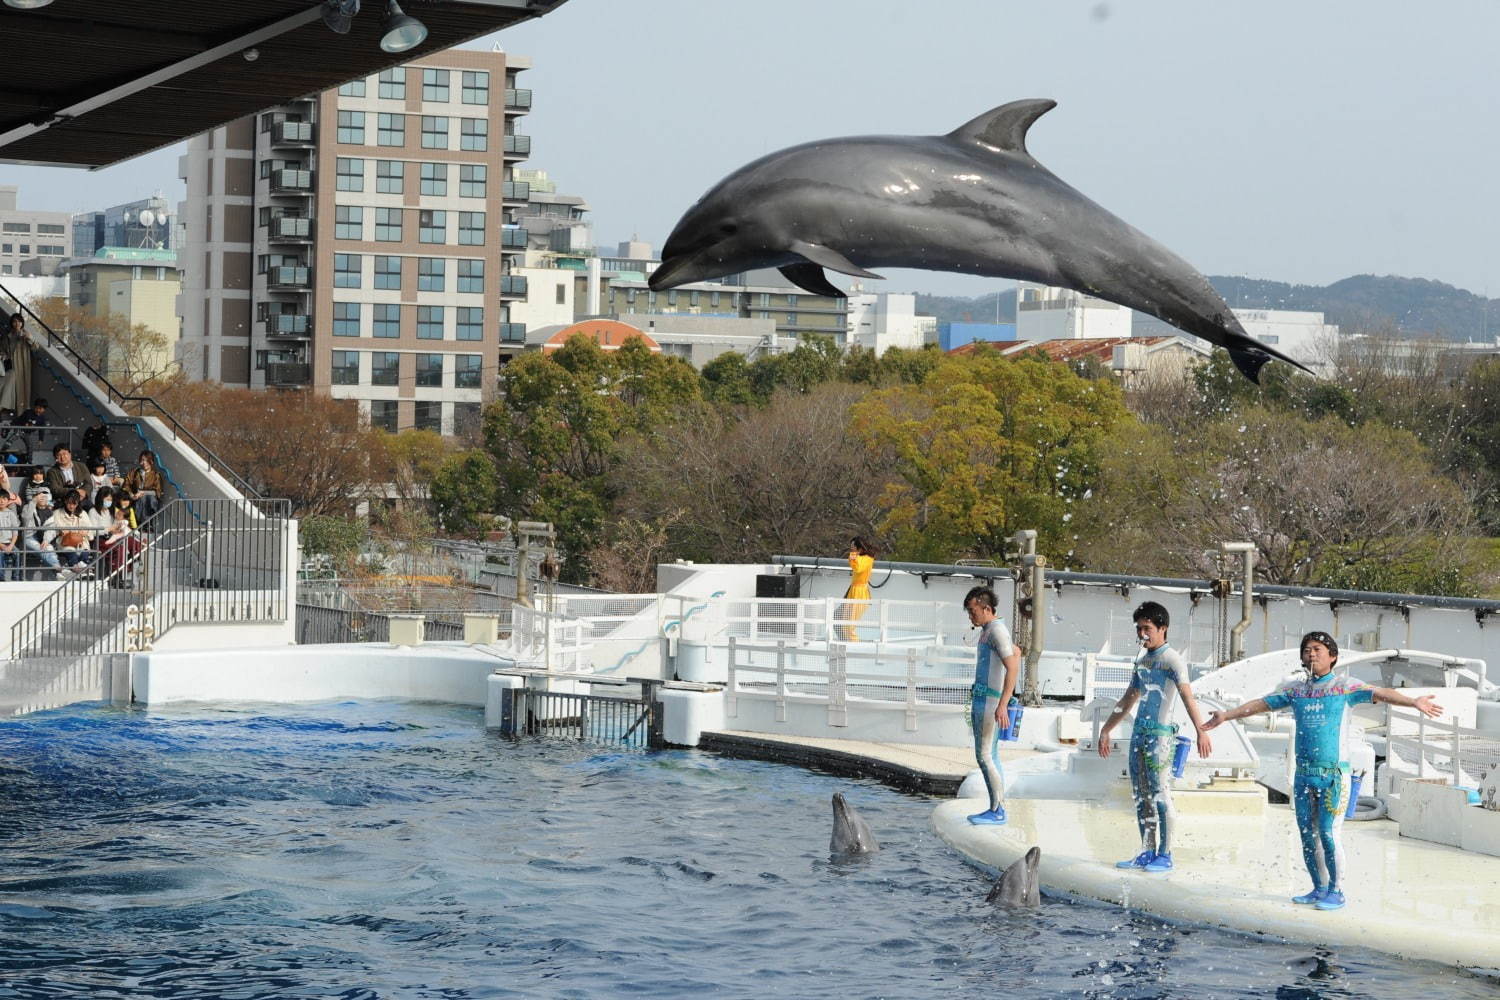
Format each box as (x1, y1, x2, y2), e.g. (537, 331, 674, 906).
(1232, 308, 1339, 369)
(0, 581, 64, 659)
(1017, 282, 1133, 341)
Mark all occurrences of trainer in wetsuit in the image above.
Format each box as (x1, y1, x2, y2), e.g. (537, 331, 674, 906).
(1204, 630, 1443, 911)
(962, 585, 1021, 826)
(1097, 601, 1212, 872)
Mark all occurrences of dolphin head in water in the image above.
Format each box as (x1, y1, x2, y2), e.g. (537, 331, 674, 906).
(650, 100, 1310, 383)
(830, 792, 880, 855)
(986, 845, 1041, 907)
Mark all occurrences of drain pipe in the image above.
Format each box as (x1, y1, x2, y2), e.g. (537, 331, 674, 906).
(1020, 552, 1046, 707)
(1221, 541, 1255, 663)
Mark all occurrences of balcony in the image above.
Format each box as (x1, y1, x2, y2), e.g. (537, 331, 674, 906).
(266, 265, 311, 289)
(500, 322, 527, 343)
(272, 120, 314, 146)
(500, 274, 528, 297)
(269, 168, 313, 194)
(502, 134, 531, 156)
(265, 313, 310, 337)
(502, 181, 531, 202)
(504, 88, 532, 110)
(266, 362, 311, 387)
(269, 216, 312, 242)
(500, 227, 528, 249)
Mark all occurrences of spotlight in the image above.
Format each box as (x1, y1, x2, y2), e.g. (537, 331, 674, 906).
(4, 0, 58, 8)
(379, 0, 427, 53)
(321, 0, 359, 34)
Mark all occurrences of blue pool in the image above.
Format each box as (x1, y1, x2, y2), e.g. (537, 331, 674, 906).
(0, 702, 1493, 999)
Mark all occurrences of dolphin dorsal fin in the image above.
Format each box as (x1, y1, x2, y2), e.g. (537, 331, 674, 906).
(948, 99, 1057, 156)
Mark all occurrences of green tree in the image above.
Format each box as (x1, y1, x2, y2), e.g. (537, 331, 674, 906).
(429, 449, 502, 535)
(700, 351, 759, 407)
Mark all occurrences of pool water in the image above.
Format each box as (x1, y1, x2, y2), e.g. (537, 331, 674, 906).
(0, 702, 1493, 999)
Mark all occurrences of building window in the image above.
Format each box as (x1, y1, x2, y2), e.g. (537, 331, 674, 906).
(422, 68, 450, 102)
(39, 245, 64, 256)
(370, 399, 398, 432)
(413, 400, 442, 433)
(421, 115, 449, 149)
(453, 402, 481, 435)
(376, 160, 404, 194)
(371, 353, 400, 388)
(375, 208, 402, 242)
(460, 118, 488, 151)
(458, 211, 485, 245)
(458, 259, 484, 293)
(333, 301, 361, 337)
(456, 306, 483, 341)
(334, 252, 361, 288)
(710, 292, 720, 307)
(417, 305, 445, 340)
(459, 163, 487, 198)
(338, 78, 366, 97)
(416, 353, 444, 387)
(455, 354, 483, 389)
(419, 210, 446, 244)
(420, 162, 448, 196)
(374, 255, 401, 290)
(332, 350, 360, 386)
(336, 157, 364, 191)
(378, 68, 405, 100)
(461, 70, 489, 105)
(787, 313, 798, 325)
(335, 205, 363, 240)
(786, 294, 798, 306)
(37, 223, 65, 235)
(377, 113, 405, 146)
(373, 303, 401, 338)
(556, 284, 566, 306)
(0, 222, 29, 233)
(336, 110, 365, 144)
(418, 257, 445, 291)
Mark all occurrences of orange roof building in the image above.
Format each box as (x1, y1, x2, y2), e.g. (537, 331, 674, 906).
(541, 319, 661, 353)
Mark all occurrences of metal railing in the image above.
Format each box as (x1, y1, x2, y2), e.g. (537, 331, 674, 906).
(503, 88, 532, 110)
(9, 498, 292, 663)
(493, 680, 662, 749)
(502, 134, 531, 155)
(725, 636, 973, 731)
(269, 216, 312, 241)
(502, 181, 530, 201)
(0, 282, 266, 502)
(295, 604, 466, 644)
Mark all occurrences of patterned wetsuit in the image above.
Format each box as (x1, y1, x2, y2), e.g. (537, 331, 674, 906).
(971, 619, 1017, 814)
(1262, 672, 1373, 893)
(1126, 644, 1189, 856)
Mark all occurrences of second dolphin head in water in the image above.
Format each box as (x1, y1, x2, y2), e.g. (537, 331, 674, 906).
(830, 792, 880, 855)
(650, 100, 1309, 383)
(986, 845, 1042, 907)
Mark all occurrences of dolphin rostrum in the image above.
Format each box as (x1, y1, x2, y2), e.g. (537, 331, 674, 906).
(830, 792, 879, 855)
(985, 845, 1041, 907)
(650, 100, 1309, 382)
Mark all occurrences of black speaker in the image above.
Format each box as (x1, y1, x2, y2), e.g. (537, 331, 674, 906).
(755, 573, 800, 599)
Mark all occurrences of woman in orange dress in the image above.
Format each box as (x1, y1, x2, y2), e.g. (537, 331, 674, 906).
(840, 537, 876, 642)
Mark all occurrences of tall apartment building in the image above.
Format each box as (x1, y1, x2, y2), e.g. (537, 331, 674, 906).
(178, 51, 533, 435)
(0, 185, 72, 278)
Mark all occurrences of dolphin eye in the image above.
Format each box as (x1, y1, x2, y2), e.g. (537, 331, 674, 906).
(719, 222, 738, 235)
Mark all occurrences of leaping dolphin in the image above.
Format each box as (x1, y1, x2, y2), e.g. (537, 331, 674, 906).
(649, 100, 1309, 383)
(830, 792, 880, 855)
(985, 845, 1042, 907)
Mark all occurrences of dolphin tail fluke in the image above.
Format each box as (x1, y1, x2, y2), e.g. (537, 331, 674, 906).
(1226, 344, 1315, 383)
(779, 262, 847, 299)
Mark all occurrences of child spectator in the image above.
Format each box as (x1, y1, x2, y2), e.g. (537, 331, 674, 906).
(98, 441, 121, 481)
(90, 461, 111, 496)
(22, 467, 48, 505)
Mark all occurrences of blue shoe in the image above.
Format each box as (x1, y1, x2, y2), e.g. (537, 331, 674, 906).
(1292, 888, 1326, 905)
(1315, 889, 1346, 911)
(1143, 852, 1174, 872)
(967, 807, 1006, 826)
(1115, 851, 1154, 870)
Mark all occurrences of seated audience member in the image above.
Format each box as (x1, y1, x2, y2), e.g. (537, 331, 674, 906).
(12, 397, 48, 427)
(98, 505, 144, 585)
(47, 491, 97, 574)
(126, 450, 165, 521)
(0, 491, 20, 581)
(90, 460, 111, 496)
(21, 466, 48, 505)
(97, 441, 122, 481)
(20, 488, 61, 579)
(0, 464, 17, 502)
(115, 489, 139, 531)
(44, 444, 87, 506)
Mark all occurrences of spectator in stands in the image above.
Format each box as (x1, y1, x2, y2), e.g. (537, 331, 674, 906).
(0, 312, 33, 416)
(0, 410, 23, 465)
(81, 417, 112, 466)
(22, 467, 47, 505)
(89, 460, 111, 496)
(20, 488, 60, 579)
(126, 450, 165, 521)
(0, 491, 19, 581)
(97, 441, 122, 481)
(44, 444, 86, 507)
(0, 464, 17, 502)
(98, 503, 143, 585)
(48, 491, 96, 574)
(90, 485, 116, 531)
(114, 488, 139, 531)
(12, 397, 47, 428)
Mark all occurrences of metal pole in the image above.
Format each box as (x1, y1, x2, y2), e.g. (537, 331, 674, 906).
(1021, 553, 1046, 707)
(1221, 541, 1255, 663)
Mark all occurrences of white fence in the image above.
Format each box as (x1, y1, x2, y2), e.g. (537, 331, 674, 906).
(666, 595, 967, 647)
(1386, 705, 1500, 790)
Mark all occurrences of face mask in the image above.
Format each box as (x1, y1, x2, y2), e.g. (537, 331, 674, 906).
(101, 499, 112, 508)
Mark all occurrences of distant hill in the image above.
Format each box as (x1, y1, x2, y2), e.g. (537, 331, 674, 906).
(915, 276, 1498, 342)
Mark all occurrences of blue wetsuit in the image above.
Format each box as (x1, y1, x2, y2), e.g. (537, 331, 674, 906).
(1262, 673, 1373, 894)
(970, 619, 1016, 820)
(1126, 644, 1189, 856)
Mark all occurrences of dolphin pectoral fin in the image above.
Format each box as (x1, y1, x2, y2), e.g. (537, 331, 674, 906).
(788, 241, 883, 281)
(778, 262, 847, 299)
(948, 99, 1058, 156)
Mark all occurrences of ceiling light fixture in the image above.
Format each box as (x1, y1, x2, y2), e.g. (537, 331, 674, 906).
(379, 1, 427, 53)
(3, 0, 59, 9)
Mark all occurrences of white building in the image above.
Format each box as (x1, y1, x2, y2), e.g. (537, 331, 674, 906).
(1016, 282, 1132, 341)
(845, 291, 934, 354)
(1231, 308, 1340, 371)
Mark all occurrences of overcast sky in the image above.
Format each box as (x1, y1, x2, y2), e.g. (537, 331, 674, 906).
(7, 0, 1497, 299)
